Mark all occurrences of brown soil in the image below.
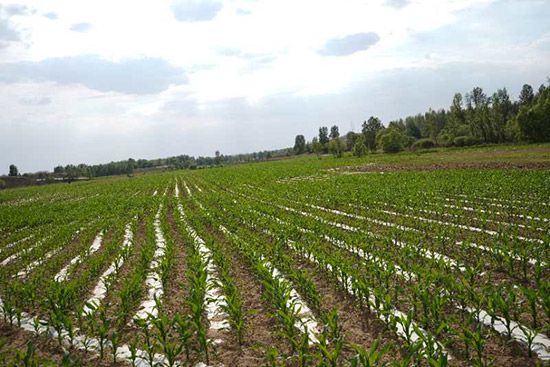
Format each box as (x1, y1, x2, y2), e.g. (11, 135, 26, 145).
(296, 248, 406, 365)
(346, 161, 550, 173)
(70, 228, 116, 295)
(161, 200, 190, 320)
(197, 215, 291, 367)
(100, 216, 147, 322)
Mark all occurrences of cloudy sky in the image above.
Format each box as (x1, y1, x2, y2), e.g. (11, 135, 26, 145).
(1, 0, 549, 173)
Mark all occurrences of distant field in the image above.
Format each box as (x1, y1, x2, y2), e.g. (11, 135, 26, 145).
(1, 144, 549, 366)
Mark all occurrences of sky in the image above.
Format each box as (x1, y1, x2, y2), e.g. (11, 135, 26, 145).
(0, 0, 549, 173)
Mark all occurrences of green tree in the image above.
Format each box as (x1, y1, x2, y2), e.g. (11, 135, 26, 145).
(345, 131, 358, 151)
(318, 127, 329, 145)
(516, 88, 550, 142)
(491, 88, 512, 142)
(293, 135, 306, 155)
(361, 116, 383, 152)
(328, 138, 343, 158)
(311, 137, 322, 156)
(466, 87, 490, 142)
(214, 151, 222, 165)
(9, 164, 18, 176)
(388, 119, 406, 133)
(318, 127, 329, 153)
(352, 136, 368, 157)
(519, 84, 534, 106)
(448, 92, 466, 135)
(377, 128, 405, 153)
(405, 117, 421, 139)
(329, 125, 340, 140)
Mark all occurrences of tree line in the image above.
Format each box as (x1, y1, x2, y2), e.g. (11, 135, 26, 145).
(6, 80, 549, 179)
(6, 148, 291, 178)
(49, 149, 285, 178)
(294, 80, 550, 156)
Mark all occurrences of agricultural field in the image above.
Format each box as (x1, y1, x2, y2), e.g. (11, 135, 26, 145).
(1, 146, 550, 367)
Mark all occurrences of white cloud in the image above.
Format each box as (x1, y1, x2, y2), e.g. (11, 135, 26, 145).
(69, 22, 91, 32)
(0, 55, 187, 94)
(319, 33, 380, 56)
(171, 0, 223, 22)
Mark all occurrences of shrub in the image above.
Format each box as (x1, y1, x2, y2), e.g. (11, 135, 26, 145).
(436, 132, 454, 147)
(412, 138, 436, 150)
(378, 128, 404, 154)
(453, 135, 476, 147)
(0, 179, 4, 189)
(352, 137, 368, 157)
(328, 138, 343, 158)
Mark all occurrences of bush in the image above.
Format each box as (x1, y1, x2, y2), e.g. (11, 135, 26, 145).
(352, 137, 368, 157)
(328, 138, 343, 158)
(436, 132, 454, 147)
(378, 128, 404, 153)
(412, 138, 436, 150)
(0, 179, 4, 189)
(453, 135, 476, 147)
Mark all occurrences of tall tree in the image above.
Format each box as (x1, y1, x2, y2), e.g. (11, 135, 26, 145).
(519, 84, 534, 106)
(361, 116, 383, 152)
(424, 109, 440, 141)
(516, 87, 550, 142)
(329, 125, 340, 140)
(9, 164, 18, 176)
(404, 117, 421, 139)
(214, 150, 222, 165)
(466, 87, 491, 142)
(293, 135, 306, 155)
(491, 88, 512, 142)
(318, 127, 329, 145)
(448, 93, 466, 134)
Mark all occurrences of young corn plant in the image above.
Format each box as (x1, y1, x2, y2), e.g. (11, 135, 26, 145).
(316, 310, 345, 367)
(349, 338, 389, 367)
(186, 250, 211, 365)
(135, 317, 158, 367)
(459, 326, 488, 367)
(150, 313, 183, 367)
(175, 313, 193, 362)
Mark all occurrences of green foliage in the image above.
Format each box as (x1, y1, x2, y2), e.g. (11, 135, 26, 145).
(8, 164, 18, 177)
(352, 136, 368, 157)
(377, 128, 405, 153)
(362, 116, 383, 152)
(311, 137, 322, 156)
(346, 131, 359, 151)
(516, 89, 550, 142)
(436, 132, 454, 147)
(319, 126, 330, 145)
(330, 125, 340, 140)
(453, 135, 476, 147)
(294, 135, 306, 155)
(412, 138, 436, 150)
(328, 138, 343, 158)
